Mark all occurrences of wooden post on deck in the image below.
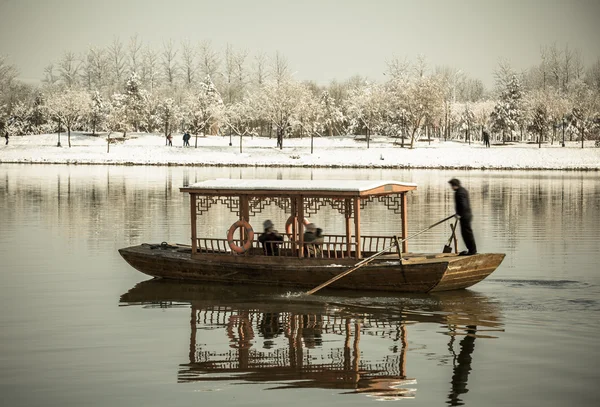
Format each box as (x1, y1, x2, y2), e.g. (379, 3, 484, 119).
(190, 194, 197, 255)
(291, 198, 297, 256)
(240, 195, 250, 242)
(345, 199, 352, 258)
(353, 197, 361, 259)
(298, 196, 305, 258)
(401, 192, 408, 253)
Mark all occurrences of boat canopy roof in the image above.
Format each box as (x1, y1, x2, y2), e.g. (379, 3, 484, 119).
(180, 179, 417, 197)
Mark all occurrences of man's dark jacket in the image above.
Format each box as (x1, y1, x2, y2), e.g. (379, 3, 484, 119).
(454, 186, 472, 220)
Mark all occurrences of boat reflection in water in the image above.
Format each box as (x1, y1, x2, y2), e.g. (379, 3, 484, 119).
(120, 281, 503, 403)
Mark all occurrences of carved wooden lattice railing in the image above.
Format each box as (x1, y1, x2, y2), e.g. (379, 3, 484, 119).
(195, 234, 397, 258)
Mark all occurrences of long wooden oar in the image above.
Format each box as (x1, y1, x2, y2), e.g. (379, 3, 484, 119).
(305, 214, 456, 295)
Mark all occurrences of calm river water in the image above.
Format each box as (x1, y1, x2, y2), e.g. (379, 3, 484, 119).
(1, 164, 599, 407)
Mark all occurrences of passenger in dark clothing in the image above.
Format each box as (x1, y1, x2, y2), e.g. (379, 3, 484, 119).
(258, 220, 284, 256)
(303, 223, 323, 257)
(4, 132, 8, 145)
(449, 178, 477, 255)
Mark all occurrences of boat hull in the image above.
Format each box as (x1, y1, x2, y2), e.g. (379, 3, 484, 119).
(118, 244, 505, 293)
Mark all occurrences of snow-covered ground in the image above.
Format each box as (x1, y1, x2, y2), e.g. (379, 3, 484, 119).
(1, 133, 599, 170)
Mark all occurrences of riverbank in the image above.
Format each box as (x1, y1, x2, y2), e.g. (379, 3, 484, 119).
(1, 133, 599, 170)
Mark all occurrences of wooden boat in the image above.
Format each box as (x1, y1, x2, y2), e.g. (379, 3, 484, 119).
(119, 179, 505, 292)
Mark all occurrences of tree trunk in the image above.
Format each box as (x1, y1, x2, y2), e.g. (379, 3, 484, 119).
(581, 127, 584, 149)
(410, 128, 417, 149)
(165, 122, 169, 145)
(444, 109, 448, 141)
(539, 129, 542, 149)
(401, 123, 406, 148)
(67, 127, 71, 148)
(107, 132, 111, 153)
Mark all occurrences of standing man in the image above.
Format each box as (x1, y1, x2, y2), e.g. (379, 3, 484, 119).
(482, 129, 490, 148)
(448, 178, 477, 255)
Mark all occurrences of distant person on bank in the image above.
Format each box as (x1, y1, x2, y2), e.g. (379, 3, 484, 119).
(482, 129, 490, 148)
(448, 178, 477, 256)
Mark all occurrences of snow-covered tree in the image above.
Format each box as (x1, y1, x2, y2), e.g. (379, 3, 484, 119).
(4, 101, 31, 136)
(123, 72, 148, 132)
(180, 40, 197, 88)
(198, 40, 220, 80)
(392, 76, 444, 149)
(295, 87, 325, 152)
(46, 89, 91, 147)
(127, 34, 143, 77)
(87, 47, 110, 91)
(225, 97, 258, 152)
(57, 51, 81, 89)
(320, 91, 343, 137)
(490, 73, 524, 143)
(141, 46, 160, 92)
(346, 82, 382, 147)
(258, 79, 303, 149)
(161, 40, 179, 86)
(527, 88, 569, 146)
(106, 93, 128, 137)
(472, 100, 495, 134)
(527, 91, 549, 148)
(156, 97, 181, 144)
(108, 37, 127, 90)
(87, 91, 107, 135)
(183, 75, 224, 147)
(457, 104, 476, 143)
(568, 80, 600, 148)
(221, 44, 246, 105)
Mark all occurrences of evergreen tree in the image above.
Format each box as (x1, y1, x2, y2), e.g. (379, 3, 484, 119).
(183, 75, 224, 147)
(491, 74, 524, 143)
(123, 72, 148, 132)
(320, 90, 343, 137)
(458, 104, 476, 143)
(88, 91, 106, 135)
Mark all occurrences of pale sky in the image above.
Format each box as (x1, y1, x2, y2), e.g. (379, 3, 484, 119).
(0, 0, 598, 87)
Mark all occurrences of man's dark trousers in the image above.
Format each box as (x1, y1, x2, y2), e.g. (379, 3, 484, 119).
(460, 216, 477, 254)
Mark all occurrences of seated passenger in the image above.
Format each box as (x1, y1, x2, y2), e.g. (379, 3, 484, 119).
(258, 220, 284, 256)
(304, 223, 323, 257)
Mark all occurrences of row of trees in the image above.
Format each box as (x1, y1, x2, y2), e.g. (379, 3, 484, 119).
(1, 39, 599, 149)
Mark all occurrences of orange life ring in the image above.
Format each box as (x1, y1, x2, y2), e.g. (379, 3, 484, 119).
(227, 220, 254, 254)
(285, 216, 310, 236)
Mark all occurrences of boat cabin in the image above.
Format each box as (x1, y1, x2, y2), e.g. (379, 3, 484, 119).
(180, 179, 417, 260)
